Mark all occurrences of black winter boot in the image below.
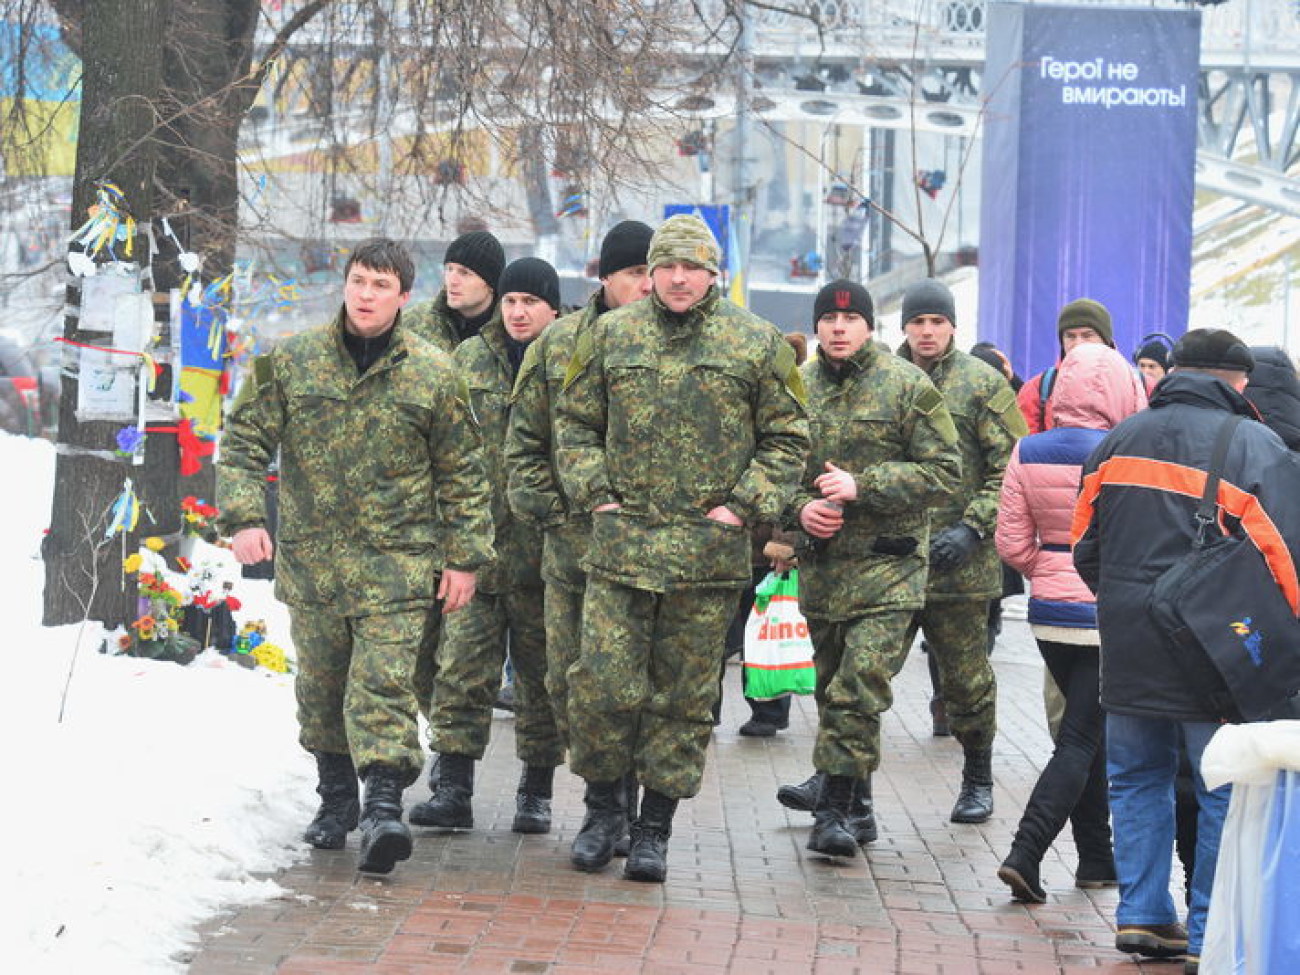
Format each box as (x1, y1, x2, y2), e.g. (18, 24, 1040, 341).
(425, 752, 440, 791)
(357, 766, 413, 874)
(808, 774, 858, 858)
(847, 775, 878, 845)
(408, 752, 474, 828)
(925, 644, 952, 736)
(997, 845, 1046, 903)
(950, 747, 995, 823)
(303, 752, 360, 850)
(776, 771, 825, 813)
(512, 764, 554, 834)
(613, 772, 639, 857)
(571, 779, 627, 872)
(625, 789, 678, 883)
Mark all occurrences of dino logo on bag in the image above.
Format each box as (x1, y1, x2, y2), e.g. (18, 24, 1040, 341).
(757, 617, 810, 641)
(1229, 618, 1264, 667)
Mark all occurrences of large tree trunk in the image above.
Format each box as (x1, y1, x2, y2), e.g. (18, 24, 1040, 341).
(154, 0, 260, 280)
(150, 0, 262, 505)
(43, 0, 174, 627)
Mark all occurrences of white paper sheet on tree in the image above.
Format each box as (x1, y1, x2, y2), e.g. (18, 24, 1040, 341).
(76, 348, 137, 421)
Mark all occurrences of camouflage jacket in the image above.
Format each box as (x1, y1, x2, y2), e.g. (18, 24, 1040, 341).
(556, 287, 810, 591)
(505, 292, 602, 589)
(455, 313, 544, 594)
(792, 343, 962, 620)
(216, 309, 494, 616)
(402, 289, 481, 354)
(899, 341, 1028, 600)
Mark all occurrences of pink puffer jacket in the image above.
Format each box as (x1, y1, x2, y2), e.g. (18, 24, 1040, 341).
(996, 344, 1147, 626)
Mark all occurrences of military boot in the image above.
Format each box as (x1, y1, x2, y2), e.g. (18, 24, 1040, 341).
(571, 779, 626, 872)
(356, 766, 413, 874)
(408, 752, 474, 828)
(807, 774, 858, 858)
(613, 772, 639, 857)
(776, 771, 824, 813)
(847, 775, 878, 845)
(950, 747, 995, 823)
(930, 697, 952, 737)
(512, 764, 554, 834)
(302, 752, 360, 850)
(624, 789, 678, 883)
(925, 643, 952, 736)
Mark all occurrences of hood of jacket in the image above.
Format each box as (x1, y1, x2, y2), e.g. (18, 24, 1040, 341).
(1244, 346, 1300, 451)
(1049, 343, 1147, 430)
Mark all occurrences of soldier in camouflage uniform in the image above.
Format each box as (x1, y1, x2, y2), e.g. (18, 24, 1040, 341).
(217, 238, 494, 875)
(506, 221, 654, 856)
(402, 230, 506, 354)
(505, 223, 653, 750)
(896, 278, 1028, 824)
(775, 279, 961, 859)
(409, 258, 562, 835)
(400, 231, 506, 741)
(556, 214, 810, 882)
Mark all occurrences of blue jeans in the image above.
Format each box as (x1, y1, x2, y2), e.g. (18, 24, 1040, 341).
(1107, 713, 1231, 954)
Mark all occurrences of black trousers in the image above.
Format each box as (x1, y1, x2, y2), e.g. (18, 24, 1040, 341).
(1009, 640, 1111, 863)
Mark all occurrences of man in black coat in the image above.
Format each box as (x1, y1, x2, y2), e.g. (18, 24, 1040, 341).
(1072, 328, 1300, 973)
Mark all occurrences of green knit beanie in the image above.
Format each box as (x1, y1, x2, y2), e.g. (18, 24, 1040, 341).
(1057, 298, 1114, 348)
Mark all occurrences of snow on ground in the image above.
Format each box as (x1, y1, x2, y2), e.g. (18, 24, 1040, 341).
(0, 432, 315, 974)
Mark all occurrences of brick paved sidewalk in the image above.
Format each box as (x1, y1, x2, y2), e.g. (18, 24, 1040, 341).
(189, 604, 1177, 974)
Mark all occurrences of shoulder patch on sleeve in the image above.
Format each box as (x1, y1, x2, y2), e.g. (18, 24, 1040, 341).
(989, 385, 1029, 437)
(917, 383, 959, 443)
(562, 328, 596, 391)
(230, 354, 275, 413)
(772, 340, 808, 407)
(252, 354, 274, 391)
(915, 384, 944, 416)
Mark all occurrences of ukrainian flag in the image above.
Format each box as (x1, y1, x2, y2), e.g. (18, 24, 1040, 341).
(1, 22, 80, 177)
(727, 210, 747, 308)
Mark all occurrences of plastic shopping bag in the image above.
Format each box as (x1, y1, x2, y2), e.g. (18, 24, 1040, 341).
(1201, 722, 1300, 975)
(742, 570, 815, 700)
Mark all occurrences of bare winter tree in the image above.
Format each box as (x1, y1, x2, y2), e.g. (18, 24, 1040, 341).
(10, 0, 766, 624)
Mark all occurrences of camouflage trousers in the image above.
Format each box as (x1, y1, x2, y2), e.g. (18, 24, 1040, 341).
(569, 577, 738, 799)
(411, 603, 443, 725)
(290, 605, 429, 784)
(543, 575, 584, 754)
(428, 586, 560, 766)
(810, 610, 915, 779)
(905, 598, 997, 750)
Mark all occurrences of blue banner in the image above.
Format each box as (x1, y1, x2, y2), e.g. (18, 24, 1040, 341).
(978, 4, 1201, 379)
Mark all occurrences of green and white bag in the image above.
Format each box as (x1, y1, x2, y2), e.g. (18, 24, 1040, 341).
(742, 570, 816, 700)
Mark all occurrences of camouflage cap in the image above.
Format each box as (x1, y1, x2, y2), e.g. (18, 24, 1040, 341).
(647, 214, 721, 274)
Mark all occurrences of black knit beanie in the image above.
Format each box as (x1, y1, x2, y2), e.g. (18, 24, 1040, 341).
(498, 257, 561, 311)
(598, 220, 654, 278)
(1057, 298, 1114, 347)
(901, 278, 956, 326)
(444, 231, 505, 291)
(813, 279, 874, 325)
(1171, 328, 1254, 374)
(1133, 339, 1171, 370)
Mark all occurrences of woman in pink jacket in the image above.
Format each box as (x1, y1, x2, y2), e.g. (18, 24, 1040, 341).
(994, 343, 1147, 902)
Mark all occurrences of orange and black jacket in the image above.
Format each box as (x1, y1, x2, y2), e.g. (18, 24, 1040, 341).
(1071, 371, 1300, 720)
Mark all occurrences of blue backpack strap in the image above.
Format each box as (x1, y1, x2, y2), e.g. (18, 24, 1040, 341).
(1040, 365, 1058, 406)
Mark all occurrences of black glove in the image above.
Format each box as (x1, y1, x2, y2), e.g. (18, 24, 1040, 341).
(928, 523, 982, 573)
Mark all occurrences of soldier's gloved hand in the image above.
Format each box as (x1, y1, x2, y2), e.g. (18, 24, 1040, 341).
(928, 523, 981, 573)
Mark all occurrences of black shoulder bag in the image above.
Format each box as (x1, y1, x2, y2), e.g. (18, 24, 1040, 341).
(1148, 414, 1300, 721)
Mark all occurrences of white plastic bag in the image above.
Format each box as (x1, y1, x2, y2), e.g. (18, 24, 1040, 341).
(1201, 721, 1300, 974)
